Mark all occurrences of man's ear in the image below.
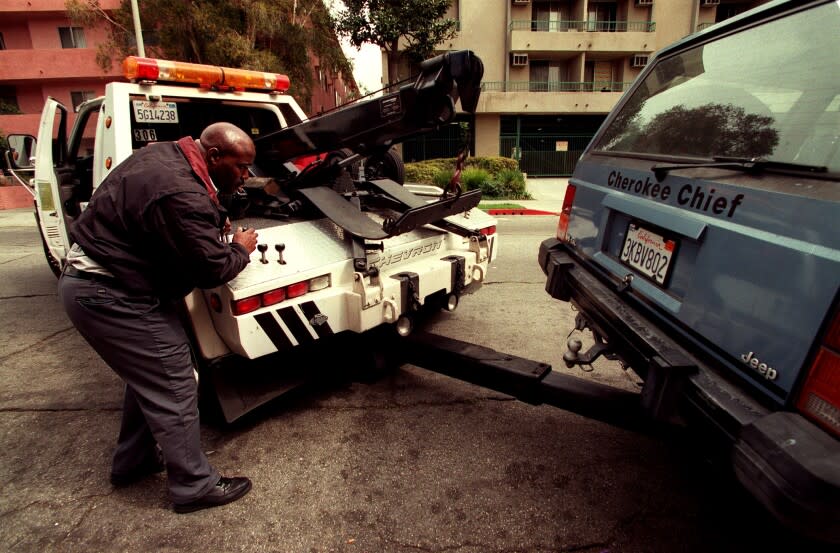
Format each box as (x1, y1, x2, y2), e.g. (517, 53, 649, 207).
(207, 147, 222, 165)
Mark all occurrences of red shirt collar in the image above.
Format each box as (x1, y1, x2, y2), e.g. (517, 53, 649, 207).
(176, 136, 219, 205)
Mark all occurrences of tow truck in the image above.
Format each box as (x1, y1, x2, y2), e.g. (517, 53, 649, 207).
(5, 51, 506, 421)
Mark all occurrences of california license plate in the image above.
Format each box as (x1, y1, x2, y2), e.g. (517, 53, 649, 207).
(132, 100, 179, 123)
(620, 223, 676, 285)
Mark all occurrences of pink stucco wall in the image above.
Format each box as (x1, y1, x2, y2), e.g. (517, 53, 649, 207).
(0, 7, 122, 138)
(2, 23, 33, 48)
(2, 0, 120, 12)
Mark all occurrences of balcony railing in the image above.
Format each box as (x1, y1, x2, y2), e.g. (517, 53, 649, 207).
(510, 20, 656, 32)
(695, 22, 715, 32)
(482, 81, 634, 93)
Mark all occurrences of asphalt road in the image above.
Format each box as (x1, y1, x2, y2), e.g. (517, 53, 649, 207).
(0, 209, 830, 552)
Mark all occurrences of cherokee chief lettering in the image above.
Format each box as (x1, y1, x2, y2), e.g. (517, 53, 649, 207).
(607, 170, 745, 218)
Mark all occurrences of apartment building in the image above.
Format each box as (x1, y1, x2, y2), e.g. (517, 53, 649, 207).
(0, 0, 123, 143)
(0, 0, 355, 150)
(397, 0, 767, 176)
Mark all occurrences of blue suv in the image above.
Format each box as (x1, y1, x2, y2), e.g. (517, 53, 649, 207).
(539, 0, 839, 542)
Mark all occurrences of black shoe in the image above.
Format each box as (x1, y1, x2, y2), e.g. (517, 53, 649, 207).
(110, 454, 165, 487)
(173, 476, 252, 514)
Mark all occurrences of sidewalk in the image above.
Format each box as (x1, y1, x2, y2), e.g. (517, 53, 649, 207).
(483, 177, 568, 216)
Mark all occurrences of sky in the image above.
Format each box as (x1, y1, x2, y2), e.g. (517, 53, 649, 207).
(341, 41, 383, 94)
(328, 1, 383, 94)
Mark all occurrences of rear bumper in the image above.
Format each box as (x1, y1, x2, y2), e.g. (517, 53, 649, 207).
(539, 238, 840, 543)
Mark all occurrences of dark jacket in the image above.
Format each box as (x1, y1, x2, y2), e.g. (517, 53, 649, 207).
(71, 141, 250, 298)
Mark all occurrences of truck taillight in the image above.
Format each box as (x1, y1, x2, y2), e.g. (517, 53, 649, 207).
(230, 275, 331, 316)
(480, 225, 496, 236)
(556, 184, 576, 241)
(796, 308, 840, 436)
(231, 295, 261, 316)
(122, 56, 290, 92)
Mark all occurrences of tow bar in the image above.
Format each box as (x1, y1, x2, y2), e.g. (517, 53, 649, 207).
(401, 331, 647, 432)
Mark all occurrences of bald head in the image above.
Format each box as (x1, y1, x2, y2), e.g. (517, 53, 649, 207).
(198, 122, 256, 194)
(199, 122, 255, 157)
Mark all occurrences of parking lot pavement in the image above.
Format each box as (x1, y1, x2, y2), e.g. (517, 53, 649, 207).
(1, 208, 830, 552)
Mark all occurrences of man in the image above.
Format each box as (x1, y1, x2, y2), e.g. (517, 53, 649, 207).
(58, 122, 259, 513)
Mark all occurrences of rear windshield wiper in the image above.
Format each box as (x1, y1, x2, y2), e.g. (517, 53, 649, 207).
(652, 156, 828, 182)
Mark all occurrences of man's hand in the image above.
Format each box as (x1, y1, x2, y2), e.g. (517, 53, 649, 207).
(232, 227, 258, 254)
(222, 217, 232, 235)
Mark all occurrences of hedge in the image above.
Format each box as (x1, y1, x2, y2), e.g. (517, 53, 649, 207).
(405, 156, 530, 200)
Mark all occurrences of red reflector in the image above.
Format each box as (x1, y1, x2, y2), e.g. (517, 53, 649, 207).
(798, 347, 840, 436)
(556, 184, 577, 241)
(287, 281, 309, 298)
(231, 295, 261, 316)
(480, 225, 496, 236)
(261, 287, 287, 306)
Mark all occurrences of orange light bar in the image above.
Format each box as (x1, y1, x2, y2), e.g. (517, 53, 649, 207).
(223, 67, 290, 92)
(122, 56, 290, 92)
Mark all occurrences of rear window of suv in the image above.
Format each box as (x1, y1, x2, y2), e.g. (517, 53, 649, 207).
(594, 3, 840, 175)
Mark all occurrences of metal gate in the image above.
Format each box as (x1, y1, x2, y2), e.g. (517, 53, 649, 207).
(500, 133, 594, 177)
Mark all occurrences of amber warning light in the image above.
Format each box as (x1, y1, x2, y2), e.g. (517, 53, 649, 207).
(122, 56, 290, 92)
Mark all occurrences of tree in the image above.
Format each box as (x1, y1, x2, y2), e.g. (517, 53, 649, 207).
(66, 0, 354, 109)
(634, 103, 778, 159)
(334, 0, 458, 90)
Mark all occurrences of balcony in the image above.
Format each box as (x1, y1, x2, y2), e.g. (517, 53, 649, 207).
(0, 113, 43, 135)
(477, 81, 629, 114)
(510, 20, 655, 54)
(483, 81, 634, 92)
(1, 0, 121, 13)
(511, 20, 656, 32)
(0, 48, 120, 83)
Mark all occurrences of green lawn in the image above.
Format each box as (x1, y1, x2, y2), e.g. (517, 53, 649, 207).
(478, 202, 526, 210)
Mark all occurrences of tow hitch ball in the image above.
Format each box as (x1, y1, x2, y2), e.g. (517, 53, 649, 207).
(563, 314, 615, 368)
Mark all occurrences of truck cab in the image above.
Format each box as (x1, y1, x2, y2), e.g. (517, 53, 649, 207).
(539, 0, 839, 542)
(14, 53, 498, 422)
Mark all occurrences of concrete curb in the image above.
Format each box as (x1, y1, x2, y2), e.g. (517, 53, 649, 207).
(485, 208, 559, 216)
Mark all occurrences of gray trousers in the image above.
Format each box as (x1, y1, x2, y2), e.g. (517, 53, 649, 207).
(58, 272, 219, 503)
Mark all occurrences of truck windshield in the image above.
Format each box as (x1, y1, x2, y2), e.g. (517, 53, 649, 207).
(128, 97, 284, 150)
(593, 2, 840, 174)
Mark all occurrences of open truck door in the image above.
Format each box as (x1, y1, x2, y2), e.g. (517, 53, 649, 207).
(33, 98, 70, 274)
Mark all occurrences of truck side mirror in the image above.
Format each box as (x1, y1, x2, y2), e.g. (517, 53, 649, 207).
(5, 134, 37, 169)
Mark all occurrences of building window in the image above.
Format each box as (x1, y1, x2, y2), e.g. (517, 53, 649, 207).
(59, 27, 87, 49)
(716, 3, 751, 22)
(0, 86, 20, 114)
(71, 91, 96, 111)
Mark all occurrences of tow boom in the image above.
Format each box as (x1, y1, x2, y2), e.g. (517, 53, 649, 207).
(246, 51, 486, 241)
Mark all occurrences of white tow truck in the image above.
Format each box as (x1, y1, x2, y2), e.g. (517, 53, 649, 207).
(6, 52, 499, 421)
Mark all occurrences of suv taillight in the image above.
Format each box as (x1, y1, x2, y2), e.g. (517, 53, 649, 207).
(796, 307, 840, 436)
(555, 184, 577, 241)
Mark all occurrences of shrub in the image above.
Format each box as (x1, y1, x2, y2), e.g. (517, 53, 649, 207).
(493, 168, 530, 199)
(404, 162, 438, 184)
(432, 168, 454, 189)
(405, 156, 529, 199)
(461, 168, 490, 192)
(466, 156, 519, 175)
